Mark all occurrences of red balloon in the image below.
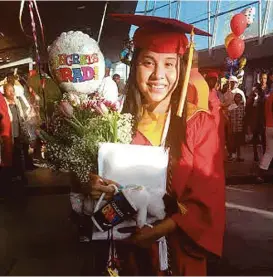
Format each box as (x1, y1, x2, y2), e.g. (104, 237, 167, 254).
(230, 13, 247, 36)
(227, 37, 245, 59)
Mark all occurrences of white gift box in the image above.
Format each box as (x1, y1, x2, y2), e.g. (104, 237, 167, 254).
(92, 142, 169, 240)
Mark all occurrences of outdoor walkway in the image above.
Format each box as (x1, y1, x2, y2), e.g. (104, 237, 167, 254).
(225, 144, 273, 183)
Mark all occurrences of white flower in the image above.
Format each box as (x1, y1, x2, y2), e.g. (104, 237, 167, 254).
(68, 92, 81, 106)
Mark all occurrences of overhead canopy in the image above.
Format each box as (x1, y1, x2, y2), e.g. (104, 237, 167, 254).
(0, 1, 137, 64)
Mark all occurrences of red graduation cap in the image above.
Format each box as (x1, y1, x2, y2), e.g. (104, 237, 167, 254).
(204, 68, 223, 79)
(110, 14, 211, 55)
(206, 71, 219, 79)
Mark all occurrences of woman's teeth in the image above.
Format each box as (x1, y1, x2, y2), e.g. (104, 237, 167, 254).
(151, 85, 165, 89)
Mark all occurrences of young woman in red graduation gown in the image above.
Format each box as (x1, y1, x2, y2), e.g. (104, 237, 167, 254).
(89, 14, 225, 276)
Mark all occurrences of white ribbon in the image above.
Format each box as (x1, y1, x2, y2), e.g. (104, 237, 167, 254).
(158, 236, 168, 271)
(146, 224, 168, 271)
(93, 183, 119, 213)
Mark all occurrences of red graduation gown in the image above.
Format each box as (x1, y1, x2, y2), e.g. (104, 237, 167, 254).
(132, 110, 225, 275)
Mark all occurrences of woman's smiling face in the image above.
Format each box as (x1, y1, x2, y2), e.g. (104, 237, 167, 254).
(136, 50, 179, 104)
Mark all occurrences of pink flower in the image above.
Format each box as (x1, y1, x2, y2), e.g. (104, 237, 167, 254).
(59, 101, 73, 118)
(98, 101, 109, 114)
(102, 99, 118, 112)
(91, 101, 106, 115)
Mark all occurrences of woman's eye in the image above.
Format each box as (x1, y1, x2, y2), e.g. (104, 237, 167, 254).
(143, 60, 154, 67)
(166, 62, 174, 68)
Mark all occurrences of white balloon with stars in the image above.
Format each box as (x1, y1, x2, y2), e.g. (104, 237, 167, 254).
(241, 7, 255, 26)
(48, 31, 105, 94)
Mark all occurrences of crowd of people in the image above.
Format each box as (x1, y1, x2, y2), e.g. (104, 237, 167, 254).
(205, 69, 273, 181)
(0, 72, 41, 197)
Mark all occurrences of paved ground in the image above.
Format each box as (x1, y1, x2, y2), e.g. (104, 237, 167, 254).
(1, 178, 273, 275)
(209, 184, 273, 276)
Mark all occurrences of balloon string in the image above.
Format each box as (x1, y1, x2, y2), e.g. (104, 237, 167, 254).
(29, 0, 40, 67)
(20, 0, 46, 65)
(19, 0, 32, 38)
(32, 0, 45, 46)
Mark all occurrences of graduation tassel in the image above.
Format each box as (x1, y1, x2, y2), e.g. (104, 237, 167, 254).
(166, 238, 173, 276)
(177, 27, 195, 117)
(106, 229, 120, 277)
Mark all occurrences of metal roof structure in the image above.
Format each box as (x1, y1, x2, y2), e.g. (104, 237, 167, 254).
(0, 1, 137, 69)
(131, 0, 273, 68)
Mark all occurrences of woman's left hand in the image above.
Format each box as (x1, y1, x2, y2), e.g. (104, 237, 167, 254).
(128, 225, 158, 248)
(128, 218, 177, 248)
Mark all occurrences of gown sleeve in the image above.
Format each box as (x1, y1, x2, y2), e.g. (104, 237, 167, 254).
(170, 111, 225, 256)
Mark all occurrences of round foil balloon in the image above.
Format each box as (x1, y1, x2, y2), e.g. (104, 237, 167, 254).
(48, 31, 105, 94)
(227, 37, 245, 59)
(225, 33, 237, 48)
(241, 7, 255, 26)
(230, 13, 247, 36)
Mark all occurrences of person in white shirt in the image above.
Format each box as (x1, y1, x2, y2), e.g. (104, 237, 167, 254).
(228, 75, 246, 106)
(98, 59, 118, 103)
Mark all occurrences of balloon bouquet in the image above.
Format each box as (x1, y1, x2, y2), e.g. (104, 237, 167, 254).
(224, 7, 255, 85)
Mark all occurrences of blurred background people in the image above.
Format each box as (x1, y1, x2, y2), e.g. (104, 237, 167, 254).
(5, 73, 31, 117)
(113, 73, 125, 97)
(257, 92, 273, 181)
(228, 75, 246, 106)
(245, 72, 268, 161)
(0, 83, 30, 197)
(228, 93, 245, 162)
(205, 71, 221, 123)
(0, 91, 12, 169)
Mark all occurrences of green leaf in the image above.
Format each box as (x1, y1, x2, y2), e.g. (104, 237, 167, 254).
(38, 130, 56, 143)
(64, 118, 85, 137)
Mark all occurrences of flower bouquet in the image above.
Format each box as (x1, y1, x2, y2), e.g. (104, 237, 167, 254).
(39, 92, 133, 183)
(39, 91, 169, 240)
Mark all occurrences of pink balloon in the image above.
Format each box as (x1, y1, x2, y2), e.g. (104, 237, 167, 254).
(227, 37, 245, 59)
(230, 13, 247, 36)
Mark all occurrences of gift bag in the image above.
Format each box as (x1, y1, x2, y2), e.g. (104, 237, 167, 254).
(92, 142, 169, 240)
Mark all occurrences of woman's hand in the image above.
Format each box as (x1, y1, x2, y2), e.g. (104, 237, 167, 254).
(128, 218, 177, 248)
(85, 173, 119, 200)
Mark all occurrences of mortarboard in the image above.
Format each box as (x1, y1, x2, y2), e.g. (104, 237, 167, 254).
(110, 14, 211, 55)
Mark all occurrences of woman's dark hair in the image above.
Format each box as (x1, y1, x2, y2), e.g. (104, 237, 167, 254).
(122, 48, 187, 159)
